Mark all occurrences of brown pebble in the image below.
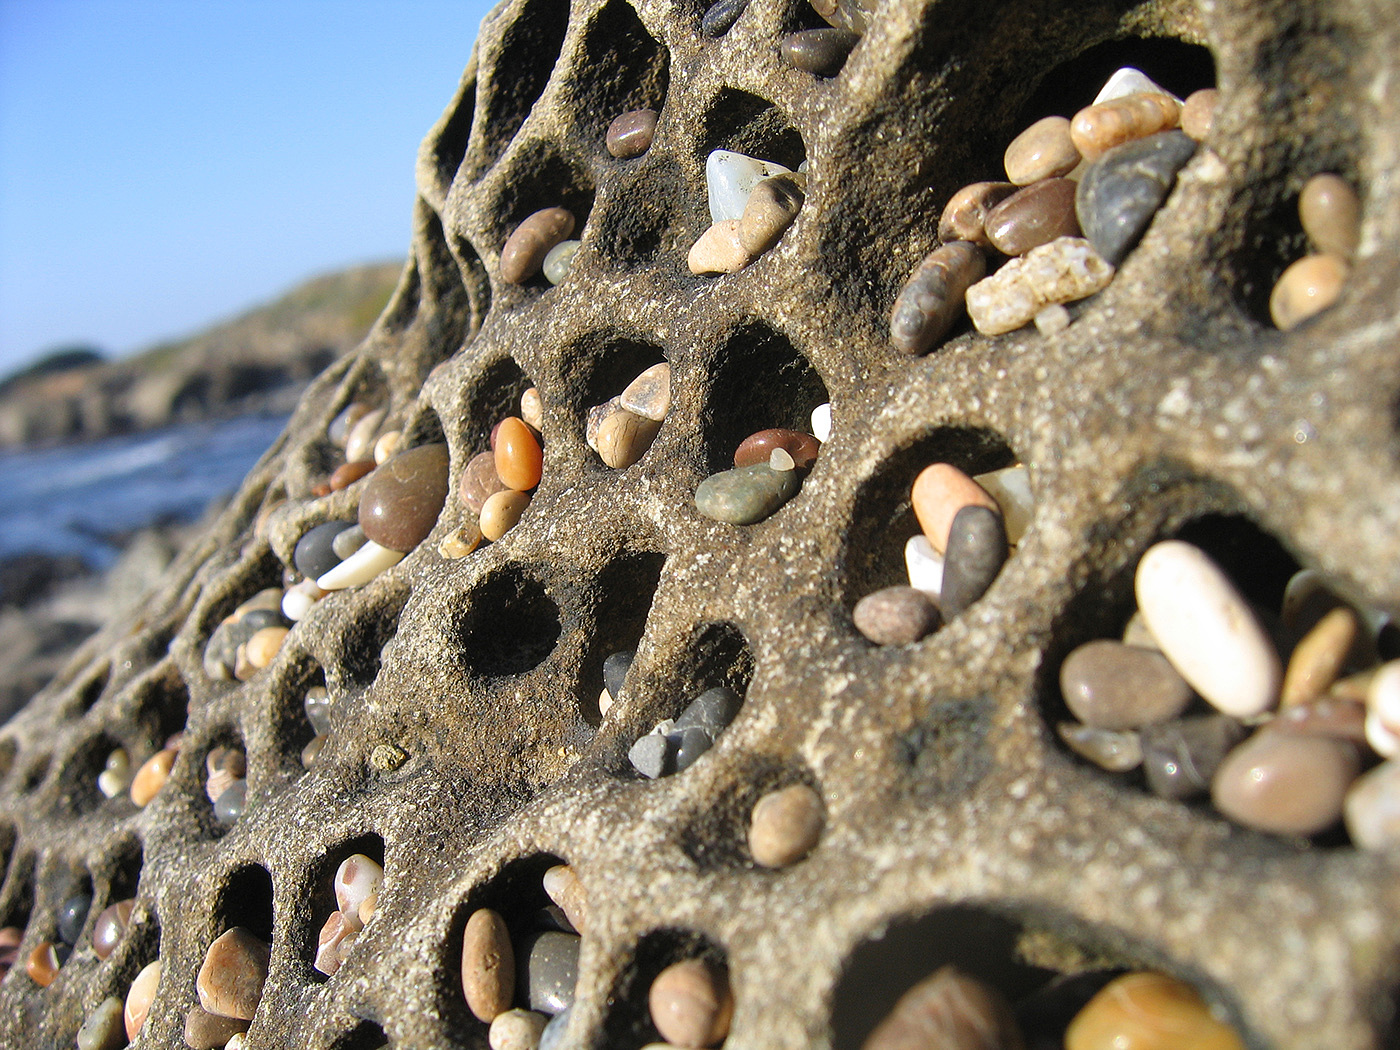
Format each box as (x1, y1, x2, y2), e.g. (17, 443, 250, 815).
(1070, 91, 1181, 161)
(861, 964, 1025, 1050)
(1065, 971, 1244, 1050)
(780, 27, 859, 76)
(889, 242, 986, 355)
(688, 219, 753, 274)
(438, 524, 483, 560)
(494, 417, 544, 491)
(1299, 172, 1360, 260)
(733, 429, 821, 470)
(184, 1005, 250, 1049)
(594, 406, 662, 469)
(1004, 115, 1081, 185)
(197, 927, 271, 1021)
(26, 941, 61, 986)
(373, 429, 402, 465)
(619, 363, 671, 422)
(501, 208, 576, 284)
(479, 489, 531, 541)
(358, 443, 451, 552)
(315, 910, 356, 976)
(462, 908, 515, 1022)
(460, 450, 507, 514)
(311, 481, 333, 498)
(606, 108, 659, 158)
(939, 181, 1017, 247)
(853, 586, 941, 646)
(1180, 88, 1218, 141)
(1060, 639, 1193, 730)
(1281, 606, 1361, 707)
(649, 958, 734, 1048)
(984, 178, 1081, 256)
(543, 865, 589, 935)
(130, 747, 177, 807)
(910, 463, 999, 554)
(738, 174, 805, 255)
(1269, 253, 1348, 329)
(125, 960, 161, 1039)
(92, 899, 135, 960)
(329, 459, 375, 491)
(245, 626, 289, 670)
(1211, 727, 1360, 835)
(749, 783, 824, 867)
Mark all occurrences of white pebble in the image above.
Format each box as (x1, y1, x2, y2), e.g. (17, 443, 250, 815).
(810, 403, 832, 442)
(1134, 540, 1282, 718)
(705, 149, 792, 222)
(599, 687, 614, 718)
(334, 854, 385, 929)
(904, 535, 944, 599)
(1366, 661, 1400, 758)
(282, 579, 325, 621)
(1093, 66, 1182, 105)
(316, 540, 405, 590)
(1345, 759, 1400, 850)
(1033, 303, 1071, 336)
(98, 748, 132, 799)
(373, 430, 402, 465)
(769, 448, 796, 472)
(972, 464, 1033, 545)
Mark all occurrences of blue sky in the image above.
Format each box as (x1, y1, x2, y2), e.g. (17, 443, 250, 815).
(0, 0, 496, 374)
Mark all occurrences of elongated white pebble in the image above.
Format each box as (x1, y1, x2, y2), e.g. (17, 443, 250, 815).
(1365, 661, 1400, 757)
(810, 403, 832, 442)
(282, 579, 325, 621)
(973, 464, 1033, 544)
(904, 535, 944, 598)
(1134, 540, 1281, 717)
(334, 854, 385, 929)
(316, 540, 405, 590)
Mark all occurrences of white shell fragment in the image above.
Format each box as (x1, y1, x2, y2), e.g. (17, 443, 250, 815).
(317, 540, 405, 590)
(705, 149, 792, 222)
(810, 402, 832, 442)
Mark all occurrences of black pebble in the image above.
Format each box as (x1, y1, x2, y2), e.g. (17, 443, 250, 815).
(780, 28, 859, 77)
(701, 0, 749, 37)
(940, 504, 1008, 617)
(602, 650, 634, 699)
(1075, 130, 1197, 265)
(294, 520, 357, 581)
(675, 686, 742, 735)
(57, 894, 91, 947)
(674, 726, 714, 772)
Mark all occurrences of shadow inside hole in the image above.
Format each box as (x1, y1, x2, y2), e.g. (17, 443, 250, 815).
(339, 587, 409, 688)
(196, 549, 288, 654)
(70, 664, 110, 715)
(702, 323, 828, 474)
(463, 356, 536, 454)
(577, 0, 670, 138)
(600, 928, 729, 1050)
(103, 837, 144, 910)
(779, 0, 833, 35)
(0, 853, 34, 946)
(134, 667, 190, 751)
(459, 566, 561, 678)
(701, 89, 807, 171)
(58, 734, 125, 816)
(276, 660, 326, 768)
(1017, 36, 1216, 125)
(571, 335, 669, 461)
(678, 753, 805, 870)
(0, 739, 15, 783)
(305, 834, 385, 983)
(1174, 513, 1301, 615)
(51, 868, 94, 947)
(676, 621, 754, 703)
(401, 407, 446, 452)
(578, 551, 667, 725)
(477, 0, 570, 168)
(332, 1019, 390, 1050)
(1225, 189, 1309, 329)
(216, 864, 274, 944)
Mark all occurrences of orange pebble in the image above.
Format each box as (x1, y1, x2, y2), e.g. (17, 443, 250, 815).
(130, 747, 178, 807)
(125, 959, 162, 1039)
(494, 417, 543, 491)
(26, 941, 61, 986)
(329, 459, 376, 491)
(1070, 92, 1181, 161)
(910, 464, 1000, 554)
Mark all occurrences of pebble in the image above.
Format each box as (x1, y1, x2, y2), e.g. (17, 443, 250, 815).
(1134, 540, 1282, 718)
(282, 579, 324, 621)
(620, 363, 672, 421)
(214, 779, 247, 823)
(183, 1005, 250, 1049)
(461, 450, 508, 514)
(329, 402, 370, 447)
(939, 504, 1008, 617)
(520, 387, 545, 431)
(197, 927, 271, 1021)
(315, 910, 356, 975)
(539, 1005, 572, 1050)
(985, 177, 1081, 256)
(542, 240, 580, 285)
(650, 959, 733, 1048)
(98, 747, 131, 798)
(607, 108, 659, 158)
(889, 242, 986, 355)
(733, 429, 820, 470)
(462, 908, 515, 1022)
(1004, 115, 1081, 184)
(1345, 758, 1400, 850)
(0, 927, 18, 978)
(695, 462, 800, 524)
(335, 854, 385, 926)
(359, 443, 450, 552)
(860, 964, 1022, 1050)
(1211, 728, 1359, 835)
(904, 535, 944, 598)
(317, 538, 405, 590)
(910, 463, 998, 555)
(302, 734, 328, 768)
(769, 448, 795, 472)
(706, 149, 792, 223)
(594, 405, 662, 468)
(1074, 131, 1197, 265)
(480, 489, 531, 541)
(972, 464, 1033, 545)
(1366, 661, 1400, 757)
(520, 930, 581, 1015)
(1139, 715, 1246, 800)
(1065, 971, 1243, 1050)
(598, 687, 615, 718)
(675, 687, 743, 735)
(77, 996, 126, 1050)
(938, 181, 1017, 247)
(125, 959, 162, 1039)
(1300, 173, 1360, 260)
(738, 173, 805, 255)
(543, 865, 589, 935)
(688, 219, 753, 274)
(301, 686, 332, 736)
(131, 747, 177, 807)
(373, 429, 402, 465)
(439, 523, 483, 559)
(853, 586, 941, 645)
(246, 625, 288, 669)
(603, 650, 635, 699)
(965, 236, 1115, 335)
(495, 417, 544, 491)
(1121, 610, 1158, 650)
(749, 783, 824, 867)
(329, 459, 375, 491)
(502, 208, 576, 284)
(629, 729, 675, 778)
(490, 1008, 549, 1050)
(58, 892, 91, 946)
(235, 588, 285, 618)
(674, 725, 716, 772)
(93, 899, 134, 960)
(332, 524, 368, 560)
(780, 27, 858, 76)
(295, 521, 357, 580)
(1281, 606, 1360, 707)
(701, 0, 748, 36)
(1057, 722, 1143, 772)
(1069, 92, 1182, 161)
(26, 941, 63, 986)
(1180, 88, 1218, 140)
(1093, 67, 1178, 105)
(1269, 253, 1347, 329)
(1060, 639, 1193, 730)
(810, 402, 832, 441)
(344, 408, 386, 466)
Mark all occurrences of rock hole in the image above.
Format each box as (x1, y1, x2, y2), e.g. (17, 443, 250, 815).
(701, 89, 807, 172)
(0, 852, 34, 961)
(71, 663, 110, 715)
(401, 406, 446, 452)
(779, 0, 832, 35)
(462, 356, 537, 454)
(0, 738, 17, 783)
(19, 752, 51, 794)
(575, 0, 669, 143)
(216, 863, 275, 944)
(197, 727, 248, 838)
(578, 551, 667, 725)
(443, 226, 493, 342)
(404, 208, 475, 384)
(275, 659, 325, 772)
(305, 834, 385, 984)
(57, 733, 126, 816)
(601, 929, 731, 1049)
(196, 551, 289, 683)
(422, 73, 476, 203)
(332, 1019, 391, 1050)
(678, 755, 811, 870)
(493, 143, 597, 289)
(376, 257, 422, 338)
(569, 335, 669, 473)
(132, 666, 191, 752)
(49, 868, 93, 952)
(458, 566, 561, 678)
(337, 586, 409, 688)
(475, 0, 570, 168)
(1017, 37, 1215, 127)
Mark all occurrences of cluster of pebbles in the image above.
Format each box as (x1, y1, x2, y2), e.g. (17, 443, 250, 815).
(1268, 172, 1360, 329)
(457, 391, 545, 546)
(585, 363, 669, 470)
(694, 406, 827, 525)
(688, 150, 807, 276)
(314, 854, 384, 977)
(49, 896, 151, 1050)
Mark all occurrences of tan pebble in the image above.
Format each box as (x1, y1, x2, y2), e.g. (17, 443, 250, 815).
(520, 387, 545, 431)
(462, 908, 515, 1022)
(233, 643, 256, 682)
(344, 408, 386, 465)
(357, 893, 378, 927)
(1004, 115, 1081, 184)
(245, 626, 289, 669)
(302, 734, 327, 769)
(599, 687, 615, 718)
(542, 865, 588, 934)
(910, 463, 999, 554)
(234, 588, 284, 618)
(329, 459, 375, 491)
(489, 1008, 549, 1050)
(226, 1035, 247, 1050)
(688, 220, 754, 274)
(769, 447, 795, 472)
(738, 173, 805, 255)
(1281, 606, 1361, 707)
(1033, 303, 1071, 335)
(1269, 253, 1347, 329)
(206, 767, 242, 806)
(315, 910, 356, 976)
(373, 429, 403, 466)
(1065, 970, 1245, 1050)
(438, 524, 483, 559)
(26, 941, 61, 986)
(1211, 727, 1359, 836)
(939, 181, 1016, 246)
(1332, 667, 1376, 704)
(965, 237, 1114, 335)
(749, 783, 824, 867)
(1272, 696, 1367, 744)
(595, 407, 662, 469)
(502, 208, 576, 284)
(619, 363, 672, 422)
(1300, 173, 1360, 260)
(861, 964, 1023, 1050)
(479, 489, 531, 541)
(1070, 91, 1181, 160)
(184, 1004, 250, 1049)
(1121, 610, 1159, 650)
(130, 747, 177, 807)
(369, 743, 407, 770)
(649, 958, 734, 1048)
(1180, 88, 1219, 140)
(124, 959, 161, 1039)
(197, 927, 270, 1021)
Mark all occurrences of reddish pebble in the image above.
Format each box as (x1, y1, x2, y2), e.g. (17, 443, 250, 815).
(130, 747, 177, 807)
(460, 451, 507, 514)
(92, 899, 135, 960)
(462, 908, 515, 1022)
(939, 181, 1017, 247)
(733, 429, 821, 470)
(329, 460, 376, 491)
(26, 941, 61, 986)
(984, 177, 1081, 256)
(606, 109, 658, 158)
(1070, 91, 1181, 160)
(910, 463, 999, 554)
(501, 208, 576, 284)
(312, 482, 333, 498)
(494, 417, 544, 491)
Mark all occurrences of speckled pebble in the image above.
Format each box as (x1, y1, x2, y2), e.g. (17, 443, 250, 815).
(1060, 639, 1194, 730)
(520, 930, 581, 1015)
(889, 242, 986, 355)
(543, 865, 588, 935)
(939, 504, 1008, 616)
(860, 964, 1022, 1050)
(985, 177, 1081, 256)
(853, 586, 941, 646)
(1269, 253, 1347, 330)
(1070, 92, 1181, 161)
(1211, 728, 1360, 835)
(439, 523, 483, 559)
(490, 1009, 549, 1050)
(197, 927, 270, 1021)
(502, 208, 576, 284)
(1065, 971, 1244, 1050)
(1075, 131, 1196, 265)
(131, 747, 177, 807)
(938, 181, 1017, 247)
(649, 959, 733, 1048)
(463, 908, 516, 1022)
(1005, 115, 1081, 185)
(359, 443, 450, 552)
(695, 462, 800, 524)
(620, 363, 672, 421)
(738, 173, 805, 255)
(607, 108, 659, 157)
(1139, 715, 1246, 800)
(1057, 722, 1143, 772)
(125, 959, 161, 1039)
(749, 783, 823, 867)
(965, 236, 1115, 336)
(781, 27, 858, 76)
(1300, 173, 1360, 260)
(1180, 88, 1218, 140)
(76, 996, 126, 1050)
(701, 0, 748, 36)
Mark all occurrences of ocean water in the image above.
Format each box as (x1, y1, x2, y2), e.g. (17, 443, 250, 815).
(0, 414, 290, 569)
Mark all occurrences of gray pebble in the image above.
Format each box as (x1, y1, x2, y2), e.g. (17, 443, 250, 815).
(939, 504, 1008, 617)
(1141, 715, 1247, 800)
(214, 779, 248, 823)
(239, 607, 288, 634)
(701, 0, 748, 36)
(538, 1005, 572, 1050)
(780, 28, 859, 76)
(889, 242, 986, 355)
(695, 462, 801, 524)
(1075, 131, 1197, 264)
(519, 931, 581, 1015)
(852, 586, 941, 645)
(294, 520, 356, 580)
(58, 893, 91, 947)
(629, 731, 675, 779)
(304, 686, 334, 735)
(331, 523, 368, 560)
(675, 687, 742, 735)
(674, 726, 715, 772)
(603, 650, 634, 699)
(1059, 639, 1194, 730)
(1057, 722, 1143, 772)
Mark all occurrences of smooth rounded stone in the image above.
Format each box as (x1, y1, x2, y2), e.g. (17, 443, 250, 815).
(965, 236, 1115, 336)
(294, 520, 356, 580)
(700, 0, 748, 36)
(125, 959, 161, 1039)
(373, 429, 402, 465)
(439, 523, 483, 559)
(910, 463, 998, 555)
(304, 686, 334, 735)
(359, 442, 450, 552)
(542, 239, 580, 285)
(185, 1005, 250, 1048)
(538, 1005, 573, 1050)
(282, 579, 324, 621)
(1139, 715, 1246, 800)
(329, 459, 376, 491)
(542, 865, 588, 934)
(1281, 606, 1360, 707)
(461, 450, 508, 515)
(650, 959, 733, 1048)
(619, 363, 671, 421)
(972, 464, 1032, 545)
(904, 535, 944, 598)
(780, 27, 858, 76)
(594, 405, 662, 468)
(603, 650, 635, 699)
(675, 687, 743, 735)
(1069, 92, 1182, 161)
(57, 892, 91, 946)
(1300, 172, 1360, 260)
(1274, 696, 1367, 745)
(1093, 67, 1178, 105)
(770, 448, 796, 472)
(314, 910, 355, 975)
(131, 747, 177, 807)
(810, 402, 831, 441)
(203, 623, 244, 680)
(1366, 661, 1400, 757)
(705, 149, 792, 223)
(1134, 540, 1282, 718)
(234, 588, 285, 618)
(1060, 639, 1194, 730)
(519, 387, 545, 432)
(26, 941, 62, 986)
(463, 908, 515, 1022)
(749, 783, 824, 867)
(853, 586, 941, 646)
(1269, 252, 1348, 329)
(213, 778, 247, 823)
(329, 402, 370, 447)
(519, 930, 581, 1015)
(688, 219, 753, 275)
(1345, 758, 1400, 850)
(1065, 971, 1243, 1050)
(809, 0, 876, 32)
(1005, 115, 1081, 185)
(197, 927, 271, 1021)
(502, 208, 576, 284)
(1211, 728, 1360, 835)
(738, 173, 805, 255)
(77, 996, 126, 1050)
(985, 178, 1081, 256)
(607, 108, 658, 157)
(695, 462, 800, 524)
(302, 733, 328, 769)
(494, 417, 543, 492)
(733, 428, 820, 470)
(598, 687, 615, 718)
(1121, 610, 1159, 650)
(98, 748, 131, 798)
(860, 964, 1023, 1050)
(938, 181, 1017, 247)
(344, 408, 386, 466)
(326, 525, 366, 563)
(1075, 131, 1197, 265)
(491, 1008, 549, 1050)
(629, 729, 676, 779)
(940, 504, 1008, 617)
(226, 1036, 247, 1050)
(1057, 722, 1143, 772)
(889, 242, 986, 354)
(245, 625, 288, 670)
(93, 899, 134, 960)
(480, 489, 531, 541)
(1180, 88, 1218, 140)
(335, 854, 385, 925)
(673, 725, 715, 772)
